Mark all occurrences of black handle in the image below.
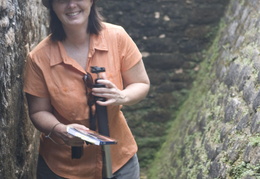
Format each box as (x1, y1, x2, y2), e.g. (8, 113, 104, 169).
(93, 82, 110, 137)
(71, 146, 83, 159)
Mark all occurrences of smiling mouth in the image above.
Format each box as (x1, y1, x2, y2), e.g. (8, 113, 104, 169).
(66, 11, 81, 17)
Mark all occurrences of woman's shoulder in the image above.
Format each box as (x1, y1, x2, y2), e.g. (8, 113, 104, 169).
(102, 22, 126, 34)
(101, 22, 130, 41)
(102, 22, 123, 30)
(29, 35, 55, 57)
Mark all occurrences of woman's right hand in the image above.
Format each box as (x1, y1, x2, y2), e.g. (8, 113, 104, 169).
(26, 94, 89, 146)
(54, 123, 89, 146)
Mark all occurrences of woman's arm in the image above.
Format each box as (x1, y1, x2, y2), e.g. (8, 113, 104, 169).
(92, 60, 150, 106)
(26, 94, 88, 146)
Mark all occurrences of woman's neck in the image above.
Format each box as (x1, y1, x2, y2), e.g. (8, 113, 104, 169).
(62, 28, 91, 70)
(63, 25, 90, 46)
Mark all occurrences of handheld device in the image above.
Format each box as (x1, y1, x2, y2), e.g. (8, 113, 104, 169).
(91, 66, 114, 179)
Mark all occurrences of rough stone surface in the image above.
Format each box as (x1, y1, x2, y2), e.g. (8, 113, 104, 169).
(149, 0, 260, 178)
(0, 0, 48, 178)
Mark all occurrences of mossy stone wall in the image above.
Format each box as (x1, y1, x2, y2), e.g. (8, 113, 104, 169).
(149, 0, 260, 178)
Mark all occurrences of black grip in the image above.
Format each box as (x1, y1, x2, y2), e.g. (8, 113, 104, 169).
(96, 104, 110, 136)
(93, 82, 110, 137)
(71, 146, 83, 159)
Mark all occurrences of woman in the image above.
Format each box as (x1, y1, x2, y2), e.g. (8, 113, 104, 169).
(23, 0, 150, 178)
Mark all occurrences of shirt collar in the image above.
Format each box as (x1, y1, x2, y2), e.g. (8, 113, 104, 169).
(49, 40, 66, 67)
(89, 30, 108, 58)
(49, 30, 108, 67)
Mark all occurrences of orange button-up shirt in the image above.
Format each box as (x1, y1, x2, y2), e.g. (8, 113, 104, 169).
(23, 23, 141, 179)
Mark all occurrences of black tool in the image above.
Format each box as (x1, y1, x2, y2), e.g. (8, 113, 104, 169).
(91, 66, 114, 179)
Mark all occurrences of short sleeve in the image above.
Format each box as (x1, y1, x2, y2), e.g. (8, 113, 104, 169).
(23, 54, 49, 98)
(118, 28, 142, 72)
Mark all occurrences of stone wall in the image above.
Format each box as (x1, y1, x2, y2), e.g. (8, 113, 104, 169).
(149, 0, 260, 178)
(0, 0, 48, 178)
(0, 0, 230, 178)
(97, 0, 229, 170)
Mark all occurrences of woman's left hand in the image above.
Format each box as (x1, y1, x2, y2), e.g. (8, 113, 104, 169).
(91, 60, 150, 106)
(91, 79, 126, 106)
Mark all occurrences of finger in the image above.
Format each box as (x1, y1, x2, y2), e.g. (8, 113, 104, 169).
(96, 79, 116, 88)
(68, 124, 89, 131)
(92, 91, 115, 98)
(92, 85, 118, 94)
(96, 99, 116, 106)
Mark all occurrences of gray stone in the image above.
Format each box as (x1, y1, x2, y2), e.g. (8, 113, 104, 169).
(224, 63, 240, 88)
(144, 53, 185, 70)
(243, 145, 260, 166)
(228, 140, 246, 164)
(208, 161, 221, 178)
(224, 99, 239, 122)
(243, 82, 256, 105)
(236, 114, 250, 130)
(243, 145, 253, 163)
(251, 112, 260, 134)
(253, 91, 260, 111)
(237, 66, 252, 91)
(205, 142, 218, 161)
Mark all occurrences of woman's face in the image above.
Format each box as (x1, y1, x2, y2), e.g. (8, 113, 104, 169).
(52, 0, 93, 29)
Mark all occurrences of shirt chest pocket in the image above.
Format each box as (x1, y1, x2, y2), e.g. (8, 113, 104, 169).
(48, 81, 88, 121)
(46, 64, 88, 118)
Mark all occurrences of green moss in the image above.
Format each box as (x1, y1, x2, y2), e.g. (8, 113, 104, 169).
(147, 16, 228, 179)
(229, 162, 260, 178)
(249, 135, 260, 147)
(147, 1, 260, 178)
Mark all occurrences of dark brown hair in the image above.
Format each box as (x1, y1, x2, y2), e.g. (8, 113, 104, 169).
(48, 0, 103, 41)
